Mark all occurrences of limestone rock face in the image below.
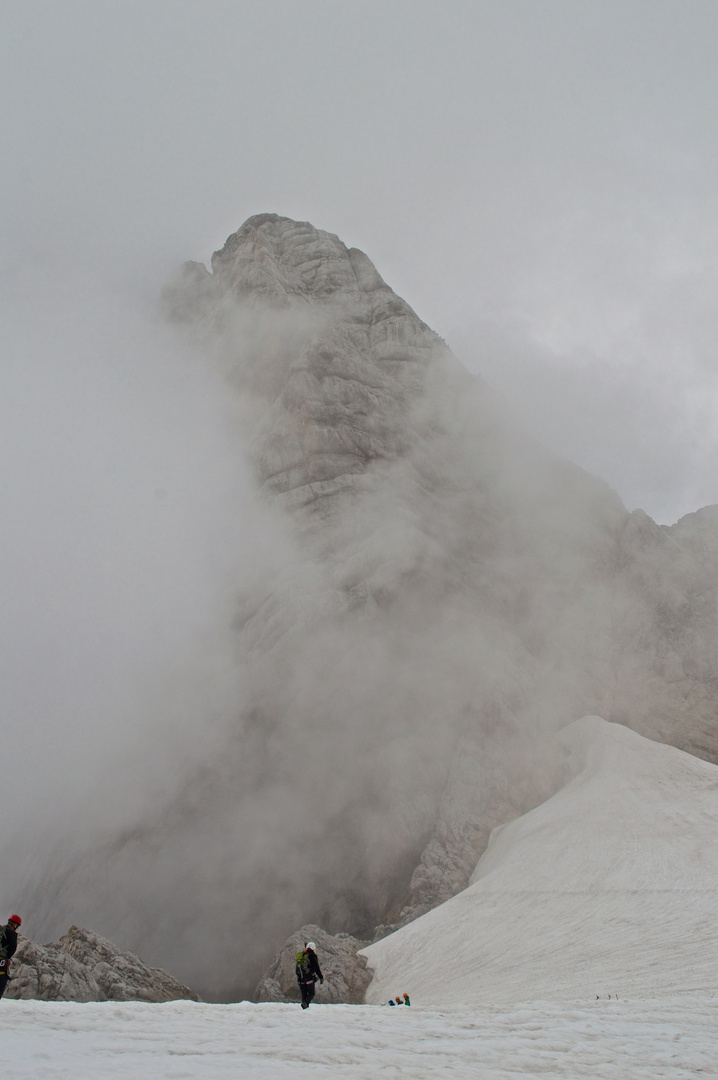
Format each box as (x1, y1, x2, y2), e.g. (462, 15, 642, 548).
(255, 925, 371, 1005)
(165, 213, 463, 513)
(24, 215, 718, 1001)
(5, 926, 198, 1002)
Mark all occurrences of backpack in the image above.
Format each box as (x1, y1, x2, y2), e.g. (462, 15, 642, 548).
(296, 950, 312, 980)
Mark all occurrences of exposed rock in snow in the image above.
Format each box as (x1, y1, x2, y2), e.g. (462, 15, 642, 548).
(361, 717, 718, 1004)
(23, 215, 718, 1001)
(5, 926, 198, 1002)
(255, 924, 371, 1005)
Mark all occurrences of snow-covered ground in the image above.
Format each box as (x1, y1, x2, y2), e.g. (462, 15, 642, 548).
(2, 997, 715, 1079)
(4, 717, 716, 1077)
(362, 716, 718, 1005)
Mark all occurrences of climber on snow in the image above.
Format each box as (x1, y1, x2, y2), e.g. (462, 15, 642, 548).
(295, 940, 324, 1009)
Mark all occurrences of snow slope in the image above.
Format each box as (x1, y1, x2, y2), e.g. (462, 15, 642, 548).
(362, 716, 718, 1005)
(2, 998, 715, 1079)
(4, 718, 716, 1079)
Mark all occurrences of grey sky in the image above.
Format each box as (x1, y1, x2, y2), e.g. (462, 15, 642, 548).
(3, 1, 718, 523)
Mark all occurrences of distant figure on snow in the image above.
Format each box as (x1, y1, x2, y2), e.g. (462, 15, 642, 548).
(295, 940, 323, 1009)
(0, 915, 21, 999)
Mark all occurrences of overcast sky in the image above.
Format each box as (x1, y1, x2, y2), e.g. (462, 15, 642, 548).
(3, 0, 718, 524)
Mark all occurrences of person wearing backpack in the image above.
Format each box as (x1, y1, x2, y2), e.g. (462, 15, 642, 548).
(295, 940, 323, 1009)
(0, 915, 21, 1000)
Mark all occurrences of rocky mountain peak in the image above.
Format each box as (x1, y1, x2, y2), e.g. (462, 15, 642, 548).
(208, 214, 386, 303)
(166, 213, 461, 514)
(24, 215, 718, 1002)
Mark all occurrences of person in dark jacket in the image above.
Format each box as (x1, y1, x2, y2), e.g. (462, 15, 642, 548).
(0, 915, 21, 1000)
(295, 940, 323, 1009)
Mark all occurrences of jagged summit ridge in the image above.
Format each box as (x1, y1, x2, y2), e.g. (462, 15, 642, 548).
(209, 213, 389, 302)
(166, 213, 463, 511)
(169, 212, 418, 319)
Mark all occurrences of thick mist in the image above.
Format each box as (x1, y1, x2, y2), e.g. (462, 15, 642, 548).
(0, 224, 579, 998)
(3, 214, 718, 1003)
(0, 256, 295, 903)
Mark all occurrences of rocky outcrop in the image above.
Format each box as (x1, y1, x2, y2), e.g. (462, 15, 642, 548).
(255, 925, 371, 1005)
(5, 926, 198, 1002)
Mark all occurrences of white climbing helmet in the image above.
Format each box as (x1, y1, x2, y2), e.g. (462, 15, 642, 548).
(306, 941, 317, 951)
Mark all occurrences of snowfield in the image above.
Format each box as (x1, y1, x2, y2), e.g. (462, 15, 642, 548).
(2, 997, 716, 1079)
(362, 717, 718, 1005)
(4, 717, 717, 1078)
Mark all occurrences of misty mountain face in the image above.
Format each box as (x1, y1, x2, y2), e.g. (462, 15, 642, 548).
(31, 215, 718, 1001)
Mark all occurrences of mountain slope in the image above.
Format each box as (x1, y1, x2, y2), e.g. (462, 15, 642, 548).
(362, 716, 718, 1004)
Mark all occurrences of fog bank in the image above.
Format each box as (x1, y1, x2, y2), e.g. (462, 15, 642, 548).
(0, 258, 295, 862)
(3, 216, 715, 1002)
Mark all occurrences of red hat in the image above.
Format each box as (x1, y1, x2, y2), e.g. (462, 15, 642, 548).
(8, 915, 21, 927)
